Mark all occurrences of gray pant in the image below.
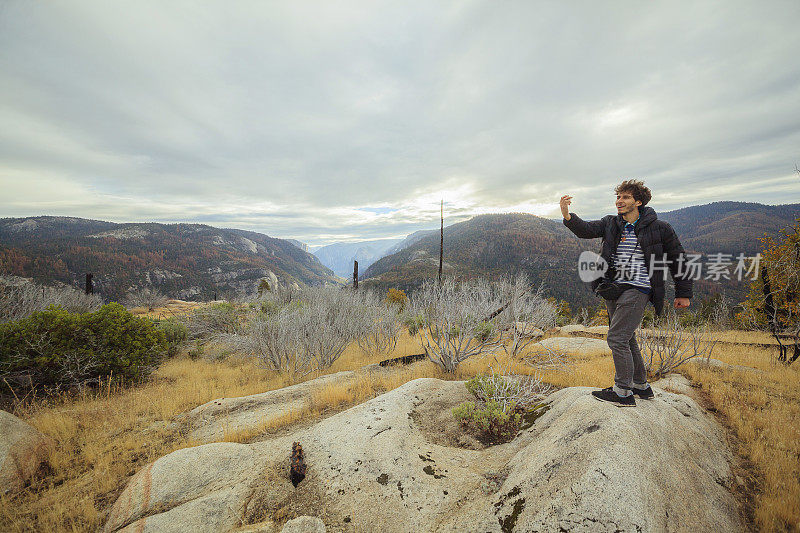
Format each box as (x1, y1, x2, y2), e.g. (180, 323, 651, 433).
(605, 288, 650, 395)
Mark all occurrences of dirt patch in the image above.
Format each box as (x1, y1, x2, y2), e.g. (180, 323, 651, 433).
(408, 382, 486, 450)
(241, 458, 350, 532)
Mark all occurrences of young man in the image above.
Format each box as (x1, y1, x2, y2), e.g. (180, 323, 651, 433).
(560, 180, 692, 406)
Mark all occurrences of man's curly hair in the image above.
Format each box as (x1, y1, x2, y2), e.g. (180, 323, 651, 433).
(615, 179, 652, 206)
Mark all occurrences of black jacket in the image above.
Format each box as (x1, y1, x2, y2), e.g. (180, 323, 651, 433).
(563, 205, 692, 316)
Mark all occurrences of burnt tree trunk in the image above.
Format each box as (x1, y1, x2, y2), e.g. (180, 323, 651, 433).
(85, 273, 93, 295)
(438, 200, 443, 285)
(353, 260, 358, 290)
(290, 442, 306, 487)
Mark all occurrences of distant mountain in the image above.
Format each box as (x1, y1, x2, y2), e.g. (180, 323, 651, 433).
(658, 201, 800, 255)
(363, 213, 592, 307)
(382, 229, 438, 257)
(313, 238, 402, 278)
(362, 202, 800, 309)
(0, 216, 339, 302)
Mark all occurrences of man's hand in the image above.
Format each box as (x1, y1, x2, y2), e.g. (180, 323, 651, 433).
(560, 195, 572, 220)
(674, 298, 690, 309)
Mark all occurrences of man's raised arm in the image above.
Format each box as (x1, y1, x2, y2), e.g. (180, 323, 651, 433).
(560, 194, 606, 239)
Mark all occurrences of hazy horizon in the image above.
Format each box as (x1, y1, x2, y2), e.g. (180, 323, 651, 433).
(5, 197, 799, 248)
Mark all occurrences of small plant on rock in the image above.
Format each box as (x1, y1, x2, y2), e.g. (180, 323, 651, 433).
(453, 400, 524, 443)
(453, 358, 551, 444)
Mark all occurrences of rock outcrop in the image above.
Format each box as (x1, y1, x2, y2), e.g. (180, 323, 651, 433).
(106, 378, 743, 532)
(538, 336, 611, 355)
(187, 371, 355, 442)
(0, 409, 54, 494)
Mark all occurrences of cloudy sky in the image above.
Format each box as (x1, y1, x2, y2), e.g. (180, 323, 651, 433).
(2, 1, 799, 246)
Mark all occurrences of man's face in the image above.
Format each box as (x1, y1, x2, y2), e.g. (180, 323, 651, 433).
(616, 191, 642, 214)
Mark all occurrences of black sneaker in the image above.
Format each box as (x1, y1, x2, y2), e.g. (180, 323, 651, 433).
(632, 385, 654, 400)
(592, 387, 636, 406)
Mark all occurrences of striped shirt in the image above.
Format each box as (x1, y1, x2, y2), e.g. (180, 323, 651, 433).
(612, 220, 651, 293)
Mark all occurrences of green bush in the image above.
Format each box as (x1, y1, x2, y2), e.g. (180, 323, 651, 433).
(452, 400, 524, 443)
(472, 320, 494, 342)
(677, 310, 705, 328)
(465, 373, 500, 400)
(640, 307, 655, 328)
(153, 318, 187, 357)
(0, 303, 168, 392)
(402, 312, 427, 335)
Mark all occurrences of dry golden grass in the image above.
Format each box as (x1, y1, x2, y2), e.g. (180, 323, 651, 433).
(1, 328, 798, 532)
(0, 331, 445, 532)
(127, 298, 205, 319)
(709, 330, 784, 346)
(0, 355, 288, 532)
(681, 343, 800, 532)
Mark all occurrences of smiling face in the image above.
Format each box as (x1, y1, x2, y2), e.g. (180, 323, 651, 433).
(615, 190, 642, 216)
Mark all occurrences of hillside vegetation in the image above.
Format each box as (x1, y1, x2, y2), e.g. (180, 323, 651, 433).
(0, 216, 338, 302)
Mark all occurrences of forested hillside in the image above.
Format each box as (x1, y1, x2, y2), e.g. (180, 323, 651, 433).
(0, 217, 339, 302)
(660, 201, 800, 255)
(363, 213, 595, 308)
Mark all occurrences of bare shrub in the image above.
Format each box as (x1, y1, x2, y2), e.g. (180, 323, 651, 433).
(408, 277, 504, 372)
(0, 278, 102, 323)
(636, 310, 718, 378)
(299, 286, 362, 369)
(180, 302, 245, 342)
(253, 280, 299, 312)
(232, 286, 363, 377)
(237, 307, 310, 375)
(495, 273, 558, 358)
(709, 295, 731, 330)
(574, 307, 590, 326)
(123, 287, 168, 311)
(354, 290, 400, 356)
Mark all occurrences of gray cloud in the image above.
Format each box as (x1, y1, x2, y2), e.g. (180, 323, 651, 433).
(1, 0, 799, 246)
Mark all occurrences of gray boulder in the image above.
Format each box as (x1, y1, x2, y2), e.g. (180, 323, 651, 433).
(102, 442, 281, 533)
(188, 371, 355, 442)
(0, 409, 54, 494)
(105, 378, 743, 532)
